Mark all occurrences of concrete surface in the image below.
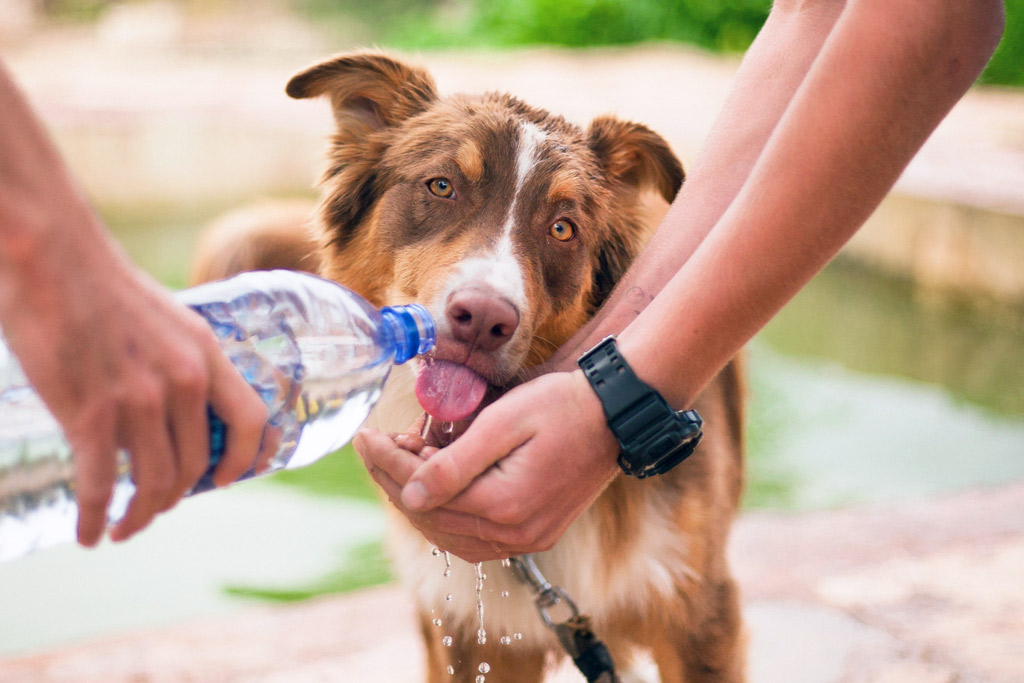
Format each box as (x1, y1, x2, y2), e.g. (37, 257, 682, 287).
(3, 482, 1022, 682)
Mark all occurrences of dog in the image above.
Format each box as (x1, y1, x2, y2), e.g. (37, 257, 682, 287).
(191, 51, 746, 683)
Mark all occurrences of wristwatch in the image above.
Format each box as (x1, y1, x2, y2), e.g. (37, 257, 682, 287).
(577, 336, 703, 478)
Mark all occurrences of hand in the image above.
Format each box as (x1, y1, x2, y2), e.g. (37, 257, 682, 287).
(0, 65, 273, 548)
(1, 243, 271, 547)
(355, 370, 621, 562)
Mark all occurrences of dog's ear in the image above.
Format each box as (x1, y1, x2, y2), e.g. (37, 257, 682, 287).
(587, 116, 684, 309)
(286, 51, 438, 132)
(587, 116, 683, 205)
(286, 52, 438, 252)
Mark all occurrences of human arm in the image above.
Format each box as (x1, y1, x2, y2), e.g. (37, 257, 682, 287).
(0, 64, 271, 546)
(359, 0, 1006, 561)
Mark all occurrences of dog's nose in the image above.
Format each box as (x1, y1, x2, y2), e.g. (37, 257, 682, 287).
(446, 290, 520, 352)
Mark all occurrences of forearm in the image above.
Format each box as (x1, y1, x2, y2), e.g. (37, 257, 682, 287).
(0, 64, 130, 329)
(547, 0, 847, 368)
(619, 0, 1005, 407)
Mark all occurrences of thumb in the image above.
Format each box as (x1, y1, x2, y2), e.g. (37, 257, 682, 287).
(401, 406, 528, 511)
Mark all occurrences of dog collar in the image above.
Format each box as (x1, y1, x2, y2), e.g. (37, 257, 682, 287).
(577, 336, 703, 478)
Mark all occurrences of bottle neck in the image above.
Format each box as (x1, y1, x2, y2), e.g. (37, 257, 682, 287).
(381, 304, 436, 364)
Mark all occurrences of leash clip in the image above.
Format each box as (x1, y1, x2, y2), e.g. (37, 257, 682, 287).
(508, 554, 619, 683)
(508, 554, 581, 628)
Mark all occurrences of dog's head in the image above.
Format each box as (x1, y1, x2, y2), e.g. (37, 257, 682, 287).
(288, 52, 682, 422)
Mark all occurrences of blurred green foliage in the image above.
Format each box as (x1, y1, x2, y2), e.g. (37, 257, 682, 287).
(979, 2, 1024, 86)
(223, 540, 393, 601)
(35, 0, 1023, 86)
(383, 0, 770, 53)
(266, 444, 379, 501)
(376, 0, 1021, 87)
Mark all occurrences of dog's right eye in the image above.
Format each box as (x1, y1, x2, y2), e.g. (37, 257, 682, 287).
(427, 178, 456, 199)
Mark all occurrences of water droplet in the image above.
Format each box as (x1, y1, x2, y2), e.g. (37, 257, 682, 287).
(445, 592, 453, 601)
(420, 413, 434, 439)
(442, 421, 454, 434)
(479, 663, 491, 673)
(475, 676, 485, 683)
(513, 632, 523, 640)
(442, 636, 453, 647)
(500, 590, 509, 598)
(500, 636, 511, 645)
(443, 568, 452, 577)
(474, 562, 487, 646)
(431, 547, 441, 556)
(500, 558, 511, 568)
(447, 665, 454, 675)
(433, 618, 443, 627)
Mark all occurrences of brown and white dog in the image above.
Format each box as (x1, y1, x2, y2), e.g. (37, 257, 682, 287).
(191, 51, 746, 683)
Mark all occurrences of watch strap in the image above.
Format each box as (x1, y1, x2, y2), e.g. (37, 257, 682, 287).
(578, 336, 703, 478)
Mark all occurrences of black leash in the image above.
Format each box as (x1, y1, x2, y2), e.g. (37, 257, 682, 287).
(508, 555, 620, 683)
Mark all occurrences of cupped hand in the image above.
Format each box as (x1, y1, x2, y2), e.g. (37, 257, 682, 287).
(354, 370, 621, 562)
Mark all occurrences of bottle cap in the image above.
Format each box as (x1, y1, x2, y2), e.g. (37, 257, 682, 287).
(381, 304, 436, 364)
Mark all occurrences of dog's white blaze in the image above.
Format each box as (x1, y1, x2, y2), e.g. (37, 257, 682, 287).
(500, 121, 548, 242)
(440, 248, 526, 317)
(433, 121, 549, 326)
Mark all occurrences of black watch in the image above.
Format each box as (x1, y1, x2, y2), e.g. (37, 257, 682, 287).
(577, 336, 703, 478)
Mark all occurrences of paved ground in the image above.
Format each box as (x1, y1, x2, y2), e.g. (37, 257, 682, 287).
(3, 15, 1024, 683)
(4, 482, 1023, 682)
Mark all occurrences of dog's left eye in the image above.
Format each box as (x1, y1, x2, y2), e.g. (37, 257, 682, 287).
(427, 178, 456, 199)
(549, 219, 575, 242)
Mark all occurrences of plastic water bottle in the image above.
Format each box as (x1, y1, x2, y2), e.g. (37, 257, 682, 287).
(0, 270, 435, 563)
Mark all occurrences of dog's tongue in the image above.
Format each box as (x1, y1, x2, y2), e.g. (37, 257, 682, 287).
(415, 360, 488, 422)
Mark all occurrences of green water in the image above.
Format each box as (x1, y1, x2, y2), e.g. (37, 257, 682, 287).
(748, 258, 1024, 509)
(759, 258, 1024, 417)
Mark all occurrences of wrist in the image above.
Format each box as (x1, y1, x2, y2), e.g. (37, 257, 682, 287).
(577, 336, 703, 478)
(569, 368, 622, 475)
(0, 205, 129, 329)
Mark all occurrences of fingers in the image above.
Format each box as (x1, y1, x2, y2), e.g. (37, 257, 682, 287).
(109, 381, 177, 542)
(255, 423, 282, 474)
(401, 407, 529, 512)
(165, 370, 210, 506)
(205, 349, 269, 487)
(68, 409, 117, 548)
(355, 428, 546, 562)
(355, 429, 427, 488)
(359, 457, 525, 561)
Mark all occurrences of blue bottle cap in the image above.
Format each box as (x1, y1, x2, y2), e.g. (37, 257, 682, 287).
(381, 304, 436, 364)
